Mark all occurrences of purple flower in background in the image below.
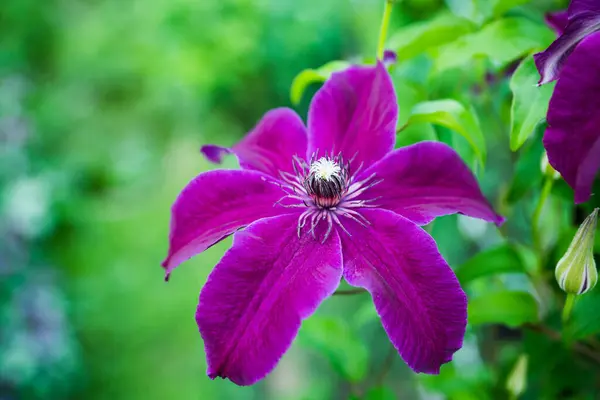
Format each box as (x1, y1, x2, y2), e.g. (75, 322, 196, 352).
(162, 62, 503, 385)
(535, 0, 600, 85)
(535, 0, 600, 203)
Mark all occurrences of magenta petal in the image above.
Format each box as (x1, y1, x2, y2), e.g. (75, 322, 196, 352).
(569, 0, 600, 18)
(357, 141, 503, 226)
(162, 170, 291, 278)
(200, 145, 231, 164)
(545, 11, 568, 36)
(544, 32, 600, 204)
(307, 62, 398, 171)
(534, 12, 600, 85)
(200, 108, 308, 177)
(197, 214, 343, 386)
(341, 209, 467, 373)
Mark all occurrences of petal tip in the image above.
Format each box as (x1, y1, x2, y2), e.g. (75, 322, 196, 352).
(200, 145, 231, 164)
(495, 215, 507, 227)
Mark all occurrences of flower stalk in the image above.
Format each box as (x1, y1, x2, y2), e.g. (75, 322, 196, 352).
(376, 0, 395, 60)
(562, 293, 576, 323)
(532, 175, 554, 252)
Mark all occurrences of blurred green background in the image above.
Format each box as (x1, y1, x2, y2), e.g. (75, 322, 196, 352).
(6, 0, 600, 399)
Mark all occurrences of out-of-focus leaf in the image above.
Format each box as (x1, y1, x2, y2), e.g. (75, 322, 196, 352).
(298, 316, 368, 382)
(456, 243, 536, 284)
(290, 60, 350, 105)
(392, 77, 437, 147)
(506, 125, 545, 203)
(365, 386, 397, 400)
(444, 0, 482, 24)
(468, 291, 539, 327)
(506, 354, 528, 398)
(563, 289, 600, 341)
(388, 13, 474, 62)
(405, 99, 485, 168)
(353, 300, 378, 327)
(489, 0, 529, 17)
(420, 363, 492, 400)
(509, 57, 554, 151)
(434, 17, 554, 72)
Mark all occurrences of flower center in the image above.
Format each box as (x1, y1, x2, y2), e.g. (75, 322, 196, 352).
(304, 157, 349, 208)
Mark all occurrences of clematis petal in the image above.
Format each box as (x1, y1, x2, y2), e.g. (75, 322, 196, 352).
(197, 214, 343, 386)
(161, 170, 291, 279)
(534, 10, 600, 85)
(200, 108, 308, 177)
(341, 209, 467, 374)
(546, 11, 568, 36)
(544, 32, 600, 204)
(356, 141, 503, 226)
(307, 62, 398, 172)
(569, 0, 600, 17)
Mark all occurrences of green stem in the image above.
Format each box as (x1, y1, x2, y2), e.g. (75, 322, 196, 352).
(562, 293, 576, 323)
(532, 176, 554, 252)
(376, 0, 394, 59)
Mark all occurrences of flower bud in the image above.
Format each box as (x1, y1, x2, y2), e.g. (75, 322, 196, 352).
(540, 152, 560, 180)
(555, 208, 598, 295)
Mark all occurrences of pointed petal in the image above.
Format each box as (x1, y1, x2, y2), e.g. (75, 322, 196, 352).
(162, 170, 291, 278)
(545, 11, 568, 36)
(200, 145, 231, 164)
(200, 108, 308, 177)
(544, 32, 600, 204)
(197, 214, 343, 386)
(341, 209, 467, 374)
(307, 62, 398, 172)
(569, 0, 600, 18)
(356, 141, 503, 226)
(534, 12, 600, 85)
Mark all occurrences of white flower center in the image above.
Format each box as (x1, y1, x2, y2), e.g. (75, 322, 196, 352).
(309, 157, 341, 181)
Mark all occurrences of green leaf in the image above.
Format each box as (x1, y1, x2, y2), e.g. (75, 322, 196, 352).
(388, 13, 474, 62)
(444, 0, 482, 24)
(506, 354, 529, 398)
(509, 57, 554, 151)
(506, 126, 545, 203)
(392, 77, 437, 147)
(468, 291, 539, 327)
(298, 316, 368, 382)
(290, 60, 350, 105)
(405, 99, 485, 168)
(434, 17, 554, 72)
(365, 386, 397, 400)
(490, 0, 529, 17)
(564, 289, 600, 340)
(455, 243, 536, 285)
(420, 363, 493, 400)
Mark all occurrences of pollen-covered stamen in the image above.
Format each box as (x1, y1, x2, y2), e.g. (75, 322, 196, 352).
(304, 157, 349, 208)
(271, 152, 383, 243)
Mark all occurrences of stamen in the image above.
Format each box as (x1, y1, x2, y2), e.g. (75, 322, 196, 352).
(280, 150, 382, 242)
(331, 212, 351, 237)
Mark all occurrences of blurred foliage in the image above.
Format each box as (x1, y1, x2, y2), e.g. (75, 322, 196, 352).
(5, 0, 600, 399)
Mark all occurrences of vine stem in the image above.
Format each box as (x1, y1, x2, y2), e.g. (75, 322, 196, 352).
(532, 175, 554, 252)
(376, 0, 395, 59)
(523, 323, 600, 364)
(562, 293, 576, 323)
(333, 288, 366, 296)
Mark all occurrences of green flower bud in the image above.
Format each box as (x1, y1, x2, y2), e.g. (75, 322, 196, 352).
(540, 152, 560, 180)
(555, 208, 598, 295)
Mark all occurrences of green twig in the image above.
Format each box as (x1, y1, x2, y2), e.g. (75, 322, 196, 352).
(376, 1, 394, 59)
(333, 288, 366, 296)
(532, 175, 554, 252)
(562, 293, 576, 323)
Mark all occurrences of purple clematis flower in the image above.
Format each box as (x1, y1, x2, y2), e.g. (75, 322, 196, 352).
(535, 0, 600, 203)
(534, 0, 600, 85)
(162, 62, 503, 386)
